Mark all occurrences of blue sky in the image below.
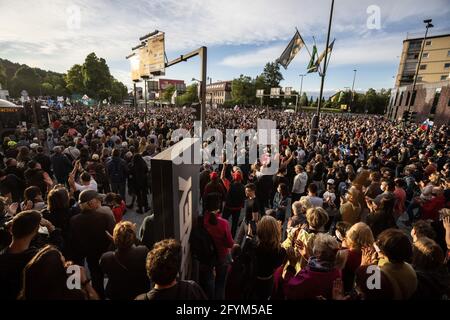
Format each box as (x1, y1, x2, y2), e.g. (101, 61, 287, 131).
(1, 0, 449, 97)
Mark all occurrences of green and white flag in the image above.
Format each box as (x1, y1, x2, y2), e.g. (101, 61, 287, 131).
(311, 39, 335, 74)
(307, 45, 318, 73)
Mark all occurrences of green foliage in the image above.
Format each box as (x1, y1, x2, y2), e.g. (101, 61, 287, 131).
(262, 62, 284, 88)
(176, 83, 199, 106)
(0, 64, 6, 88)
(11, 66, 42, 96)
(41, 82, 54, 95)
(300, 92, 308, 106)
(351, 88, 391, 114)
(162, 84, 176, 102)
(110, 78, 128, 103)
(82, 53, 113, 100)
(0, 56, 127, 101)
(231, 74, 256, 105)
(65, 64, 84, 94)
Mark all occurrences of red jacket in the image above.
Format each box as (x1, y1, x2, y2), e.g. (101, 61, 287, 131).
(204, 211, 234, 262)
(284, 265, 341, 300)
(421, 195, 446, 220)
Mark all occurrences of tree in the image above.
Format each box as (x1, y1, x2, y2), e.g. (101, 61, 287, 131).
(300, 92, 308, 106)
(41, 82, 54, 95)
(162, 84, 176, 102)
(65, 64, 85, 94)
(176, 83, 198, 105)
(82, 53, 113, 100)
(11, 66, 41, 97)
(110, 78, 128, 103)
(231, 74, 255, 105)
(261, 62, 283, 88)
(0, 64, 6, 88)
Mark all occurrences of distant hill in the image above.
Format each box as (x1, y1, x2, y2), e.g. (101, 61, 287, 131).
(0, 58, 67, 97)
(0, 54, 127, 103)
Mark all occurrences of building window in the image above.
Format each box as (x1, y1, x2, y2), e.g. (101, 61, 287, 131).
(444, 63, 450, 69)
(422, 52, 429, 58)
(399, 92, 404, 106)
(417, 76, 423, 82)
(419, 64, 427, 70)
(441, 75, 448, 81)
(448, 50, 450, 57)
(425, 40, 432, 46)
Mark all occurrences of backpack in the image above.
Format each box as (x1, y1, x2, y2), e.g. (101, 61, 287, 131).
(189, 215, 218, 267)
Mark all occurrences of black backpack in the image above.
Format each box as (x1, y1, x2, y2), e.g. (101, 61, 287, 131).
(189, 215, 218, 267)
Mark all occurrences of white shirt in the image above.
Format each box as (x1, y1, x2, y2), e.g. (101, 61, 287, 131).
(301, 195, 324, 208)
(297, 149, 306, 162)
(292, 172, 308, 194)
(75, 179, 98, 192)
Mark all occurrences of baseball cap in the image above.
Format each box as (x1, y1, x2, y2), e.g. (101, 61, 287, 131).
(78, 190, 104, 205)
(327, 179, 335, 185)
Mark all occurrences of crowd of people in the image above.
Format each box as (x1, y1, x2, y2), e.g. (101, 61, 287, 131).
(0, 104, 449, 300)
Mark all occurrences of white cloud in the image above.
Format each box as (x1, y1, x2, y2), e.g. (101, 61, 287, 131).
(220, 34, 403, 68)
(0, 0, 448, 88)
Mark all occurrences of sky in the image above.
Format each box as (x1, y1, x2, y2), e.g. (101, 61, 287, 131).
(1, 0, 449, 97)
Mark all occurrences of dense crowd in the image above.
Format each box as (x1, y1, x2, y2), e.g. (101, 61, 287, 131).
(0, 105, 449, 300)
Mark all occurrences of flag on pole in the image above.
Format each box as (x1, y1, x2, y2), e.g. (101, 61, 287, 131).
(309, 39, 335, 73)
(419, 118, 434, 131)
(277, 30, 305, 69)
(171, 90, 177, 104)
(307, 45, 318, 73)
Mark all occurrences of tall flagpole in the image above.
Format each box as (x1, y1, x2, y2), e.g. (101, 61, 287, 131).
(311, 0, 334, 143)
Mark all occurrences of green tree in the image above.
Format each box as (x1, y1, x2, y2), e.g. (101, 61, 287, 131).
(41, 82, 54, 95)
(110, 78, 128, 103)
(176, 83, 198, 105)
(82, 53, 113, 100)
(65, 64, 85, 94)
(261, 62, 284, 88)
(231, 74, 255, 105)
(300, 92, 308, 106)
(0, 64, 6, 88)
(162, 84, 176, 102)
(365, 88, 378, 114)
(11, 66, 41, 97)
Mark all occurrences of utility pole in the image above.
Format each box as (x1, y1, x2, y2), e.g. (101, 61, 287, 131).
(406, 19, 433, 115)
(350, 69, 357, 112)
(310, 0, 334, 143)
(298, 74, 306, 113)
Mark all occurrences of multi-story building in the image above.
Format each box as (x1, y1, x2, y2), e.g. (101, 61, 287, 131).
(386, 33, 450, 125)
(206, 81, 232, 106)
(396, 33, 450, 86)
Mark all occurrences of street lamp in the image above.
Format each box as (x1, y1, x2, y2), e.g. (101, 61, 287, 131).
(407, 19, 433, 114)
(350, 69, 357, 112)
(298, 74, 306, 112)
